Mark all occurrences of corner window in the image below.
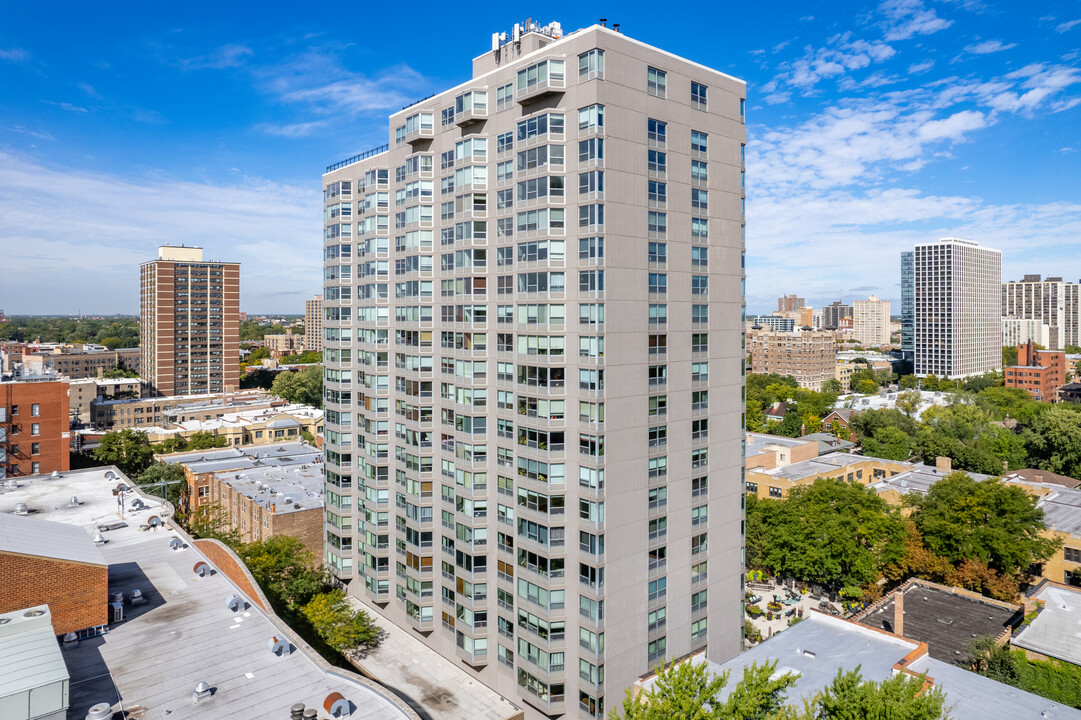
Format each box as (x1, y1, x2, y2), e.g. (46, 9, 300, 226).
(647, 67, 666, 98)
(579, 49, 604, 79)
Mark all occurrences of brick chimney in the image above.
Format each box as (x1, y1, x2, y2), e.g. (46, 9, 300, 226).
(935, 456, 952, 474)
(894, 590, 904, 637)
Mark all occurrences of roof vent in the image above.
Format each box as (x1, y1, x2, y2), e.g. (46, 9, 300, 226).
(50, 471, 61, 479)
(268, 635, 293, 656)
(290, 705, 306, 720)
(23, 609, 45, 617)
(130, 589, 145, 605)
(193, 561, 212, 577)
(131, 498, 146, 510)
(13, 502, 29, 515)
(284, 497, 294, 504)
(192, 681, 212, 704)
(324, 691, 353, 717)
(225, 594, 244, 612)
(86, 703, 113, 720)
(92, 532, 106, 545)
(105, 471, 117, 480)
(63, 631, 79, 646)
(169, 537, 184, 550)
(3, 479, 16, 490)
(146, 515, 163, 528)
(110, 591, 124, 604)
(69, 496, 81, 506)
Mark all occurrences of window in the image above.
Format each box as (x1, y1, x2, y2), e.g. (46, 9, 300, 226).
(497, 160, 514, 182)
(648, 241, 666, 264)
(691, 81, 707, 109)
(647, 212, 666, 238)
(579, 236, 604, 260)
(648, 577, 666, 602)
(579, 204, 604, 228)
(648, 273, 666, 295)
(517, 113, 565, 141)
(692, 476, 708, 498)
(648, 425, 667, 448)
(692, 333, 708, 353)
(769, 486, 784, 499)
(648, 304, 667, 325)
(31, 462, 40, 474)
(647, 118, 666, 145)
(517, 59, 565, 94)
(691, 305, 708, 324)
(648, 637, 666, 664)
(578, 104, 604, 131)
(1066, 547, 1081, 564)
(497, 83, 514, 111)
(692, 275, 708, 296)
(691, 217, 708, 239)
(691, 130, 708, 156)
(691, 246, 708, 268)
(31, 442, 40, 455)
(648, 364, 667, 385)
(579, 138, 604, 164)
(31, 404, 39, 417)
(31, 423, 40, 436)
(648, 395, 667, 417)
(691, 532, 707, 554)
(579, 270, 604, 293)
(647, 150, 666, 176)
(647, 607, 666, 633)
(691, 504, 708, 525)
(691, 618, 708, 642)
(691, 362, 709, 383)
(579, 49, 604, 79)
(579, 171, 604, 196)
(691, 188, 708, 212)
(648, 181, 666, 207)
(647, 67, 666, 98)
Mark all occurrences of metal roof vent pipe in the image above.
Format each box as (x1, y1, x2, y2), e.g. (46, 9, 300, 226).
(130, 589, 145, 605)
(92, 532, 106, 545)
(192, 681, 212, 704)
(269, 635, 292, 656)
(63, 631, 79, 647)
(69, 496, 80, 506)
(13, 502, 29, 515)
(169, 537, 184, 550)
(50, 471, 61, 479)
(86, 703, 113, 720)
(290, 704, 306, 720)
(303, 709, 317, 719)
(225, 594, 244, 612)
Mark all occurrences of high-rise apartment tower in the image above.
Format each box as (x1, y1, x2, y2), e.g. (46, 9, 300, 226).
(913, 238, 1001, 379)
(852, 295, 891, 346)
(900, 250, 914, 360)
(321, 21, 747, 719)
(822, 300, 852, 330)
(139, 246, 240, 397)
(1001, 275, 1081, 351)
(306, 294, 324, 353)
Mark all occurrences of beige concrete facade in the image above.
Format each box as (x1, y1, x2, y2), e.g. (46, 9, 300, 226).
(68, 377, 140, 423)
(1002, 274, 1081, 350)
(140, 245, 240, 397)
(305, 294, 324, 353)
(748, 328, 837, 390)
(322, 22, 746, 719)
(853, 295, 891, 347)
(264, 329, 306, 357)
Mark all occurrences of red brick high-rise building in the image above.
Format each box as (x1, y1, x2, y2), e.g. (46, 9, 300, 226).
(0, 372, 70, 478)
(1005, 341, 1067, 402)
(140, 246, 240, 397)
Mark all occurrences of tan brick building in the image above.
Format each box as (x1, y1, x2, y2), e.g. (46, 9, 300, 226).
(69, 377, 140, 424)
(305, 294, 323, 353)
(749, 327, 837, 390)
(0, 512, 108, 636)
(140, 245, 240, 397)
(165, 442, 325, 560)
(263, 329, 305, 358)
(1005, 340, 1067, 402)
(91, 390, 277, 430)
(1, 371, 70, 477)
(746, 452, 915, 500)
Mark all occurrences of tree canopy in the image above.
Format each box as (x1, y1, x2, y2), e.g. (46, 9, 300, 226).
(746, 479, 907, 589)
(271, 365, 323, 407)
(0, 316, 139, 346)
(92, 428, 155, 476)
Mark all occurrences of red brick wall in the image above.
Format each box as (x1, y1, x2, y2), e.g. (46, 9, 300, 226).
(191, 539, 267, 611)
(0, 552, 108, 635)
(1, 379, 70, 475)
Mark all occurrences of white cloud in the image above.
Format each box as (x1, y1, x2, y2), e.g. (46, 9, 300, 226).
(0, 47, 29, 61)
(42, 100, 89, 113)
(178, 43, 254, 70)
(0, 152, 321, 314)
(6, 126, 55, 141)
(1056, 19, 1081, 33)
(254, 119, 331, 137)
(964, 39, 1017, 54)
(881, 0, 954, 41)
(908, 59, 935, 74)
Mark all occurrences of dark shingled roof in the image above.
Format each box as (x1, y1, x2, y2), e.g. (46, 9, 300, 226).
(856, 581, 1022, 662)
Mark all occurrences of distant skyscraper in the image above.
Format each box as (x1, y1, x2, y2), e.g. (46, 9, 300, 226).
(913, 238, 1001, 379)
(777, 294, 805, 313)
(139, 246, 240, 397)
(822, 301, 852, 330)
(1001, 274, 1081, 350)
(900, 251, 914, 360)
(321, 20, 747, 718)
(853, 296, 891, 346)
(305, 295, 323, 353)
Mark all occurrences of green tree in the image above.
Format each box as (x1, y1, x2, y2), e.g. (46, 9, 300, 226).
(241, 367, 276, 390)
(914, 403, 1027, 474)
(854, 378, 878, 395)
(908, 472, 1059, 578)
(279, 350, 323, 364)
(92, 428, 155, 476)
(899, 374, 919, 389)
(102, 365, 139, 379)
(784, 666, 947, 720)
(247, 346, 271, 363)
(271, 365, 323, 407)
(822, 378, 843, 394)
(1002, 345, 1018, 367)
(610, 659, 796, 720)
(185, 431, 228, 451)
(977, 386, 1039, 423)
(1022, 404, 1081, 480)
(894, 390, 922, 417)
(746, 479, 906, 589)
(301, 589, 379, 653)
(135, 462, 186, 507)
(187, 503, 240, 545)
(238, 535, 327, 609)
(861, 426, 913, 461)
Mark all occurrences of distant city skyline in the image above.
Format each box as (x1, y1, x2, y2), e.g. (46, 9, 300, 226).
(2, 2, 1080, 313)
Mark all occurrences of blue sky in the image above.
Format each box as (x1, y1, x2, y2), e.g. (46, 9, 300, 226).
(1, 0, 1079, 314)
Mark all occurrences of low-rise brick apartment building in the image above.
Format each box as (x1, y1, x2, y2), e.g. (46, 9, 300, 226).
(164, 442, 325, 559)
(1005, 340, 1067, 402)
(68, 377, 140, 424)
(748, 326, 838, 390)
(0, 509, 108, 637)
(0, 369, 70, 478)
(90, 390, 278, 430)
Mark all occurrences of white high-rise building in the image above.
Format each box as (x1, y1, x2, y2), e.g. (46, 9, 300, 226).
(913, 238, 1001, 379)
(320, 21, 747, 719)
(853, 295, 891, 346)
(1002, 317, 1051, 349)
(1002, 275, 1081, 350)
